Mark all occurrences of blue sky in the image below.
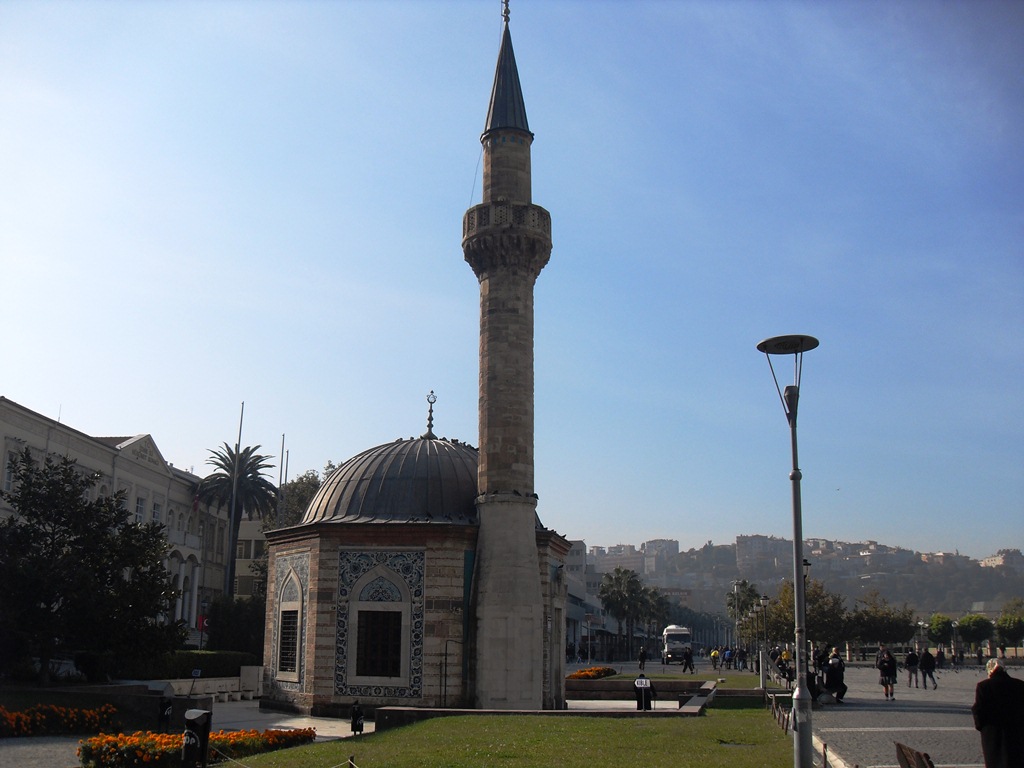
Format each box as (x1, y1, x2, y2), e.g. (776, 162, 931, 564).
(2, 1, 1021, 560)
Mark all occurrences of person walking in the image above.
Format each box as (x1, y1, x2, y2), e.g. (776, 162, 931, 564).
(638, 645, 647, 671)
(971, 658, 1024, 768)
(919, 648, 937, 689)
(823, 647, 848, 703)
(905, 649, 920, 688)
(681, 646, 695, 674)
(877, 646, 899, 701)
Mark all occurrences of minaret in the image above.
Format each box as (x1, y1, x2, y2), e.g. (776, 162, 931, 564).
(463, 2, 552, 710)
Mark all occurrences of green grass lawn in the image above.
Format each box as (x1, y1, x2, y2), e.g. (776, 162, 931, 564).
(238, 710, 791, 768)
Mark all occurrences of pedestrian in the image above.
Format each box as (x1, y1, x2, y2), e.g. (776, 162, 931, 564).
(919, 648, 937, 689)
(823, 647, 848, 703)
(350, 700, 364, 735)
(971, 658, 1024, 768)
(638, 645, 647, 671)
(681, 646, 695, 674)
(877, 646, 898, 701)
(905, 649, 920, 688)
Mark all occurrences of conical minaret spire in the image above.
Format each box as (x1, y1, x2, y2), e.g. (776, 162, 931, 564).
(463, 4, 553, 711)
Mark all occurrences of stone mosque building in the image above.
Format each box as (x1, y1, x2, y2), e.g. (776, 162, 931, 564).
(262, 9, 570, 715)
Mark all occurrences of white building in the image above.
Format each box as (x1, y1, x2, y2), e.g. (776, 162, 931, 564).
(0, 396, 232, 636)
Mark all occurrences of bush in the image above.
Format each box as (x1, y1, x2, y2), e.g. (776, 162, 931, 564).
(566, 666, 618, 680)
(0, 703, 120, 738)
(78, 727, 316, 767)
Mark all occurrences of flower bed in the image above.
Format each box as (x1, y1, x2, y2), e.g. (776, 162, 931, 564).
(78, 727, 316, 767)
(0, 703, 120, 738)
(566, 666, 618, 680)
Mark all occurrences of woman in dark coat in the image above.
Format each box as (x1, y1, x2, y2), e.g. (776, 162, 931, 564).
(876, 647, 898, 701)
(972, 658, 1024, 768)
(823, 647, 848, 703)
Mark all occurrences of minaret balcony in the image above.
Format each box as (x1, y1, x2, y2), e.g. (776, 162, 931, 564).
(462, 201, 551, 244)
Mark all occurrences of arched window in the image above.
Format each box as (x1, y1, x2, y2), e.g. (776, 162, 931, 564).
(347, 568, 410, 686)
(276, 572, 302, 683)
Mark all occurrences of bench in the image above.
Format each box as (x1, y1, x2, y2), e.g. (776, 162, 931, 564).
(895, 741, 936, 768)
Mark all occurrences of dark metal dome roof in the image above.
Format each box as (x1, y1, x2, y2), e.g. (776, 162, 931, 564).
(300, 436, 479, 525)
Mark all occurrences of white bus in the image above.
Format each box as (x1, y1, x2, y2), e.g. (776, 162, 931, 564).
(662, 625, 692, 664)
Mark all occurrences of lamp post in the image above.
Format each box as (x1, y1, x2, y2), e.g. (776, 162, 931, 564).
(758, 333, 819, 768)
(760, 594, 770, 688)
(751, 605, 761, 676)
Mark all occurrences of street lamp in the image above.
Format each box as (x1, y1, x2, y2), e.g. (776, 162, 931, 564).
(760, 594, 770, 688)
(758, 333, 819, 768)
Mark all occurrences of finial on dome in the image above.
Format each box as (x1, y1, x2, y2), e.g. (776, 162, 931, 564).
(502, 0, 510, 24)
(422, 390, 437, 439)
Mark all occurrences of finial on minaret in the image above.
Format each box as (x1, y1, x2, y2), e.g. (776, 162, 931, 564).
(422, 390, 437, 439)
(502, 0, 510, 24)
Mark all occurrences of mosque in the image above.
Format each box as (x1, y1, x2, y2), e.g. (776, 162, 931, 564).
(262, 7, 570, 715)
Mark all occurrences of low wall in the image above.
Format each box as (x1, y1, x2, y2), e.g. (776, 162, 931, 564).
(146, 666, 262, 702)
(565, 678, 709, 701)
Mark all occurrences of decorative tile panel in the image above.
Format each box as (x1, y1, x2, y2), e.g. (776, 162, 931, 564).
(336, 550, 424, 699)
(272, 552, 309, 692)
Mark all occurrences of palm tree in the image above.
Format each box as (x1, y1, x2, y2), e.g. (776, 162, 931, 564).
(198, 443, 277, 596)
(599, 567, 645, 660)
(640, 587, 672, 647)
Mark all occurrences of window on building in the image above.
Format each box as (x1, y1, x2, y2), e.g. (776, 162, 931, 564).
(3, 452, 16, 492)
(253, 540, 266, 558)
(135, 497, 146, 524)
(347, 569, 410, 686)
(237, 540, 252, 559)
(236, 575, 254, 597)
(356, 611, 402, 677)
(279, 611, 299, 673)
(276, 573, 302, 682)
(152, 502, 161, 523)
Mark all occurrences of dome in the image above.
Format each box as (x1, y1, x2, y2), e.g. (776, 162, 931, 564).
(301, 436, 479, 525)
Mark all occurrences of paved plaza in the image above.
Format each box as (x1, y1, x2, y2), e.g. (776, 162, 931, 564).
(810, 662, 987, 768)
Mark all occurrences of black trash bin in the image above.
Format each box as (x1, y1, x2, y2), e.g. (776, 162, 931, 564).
(182, 709, 211, 768)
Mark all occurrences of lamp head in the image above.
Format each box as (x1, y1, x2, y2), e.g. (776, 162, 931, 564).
(756, 335, 819, 356)
(757, 334, 818, 424)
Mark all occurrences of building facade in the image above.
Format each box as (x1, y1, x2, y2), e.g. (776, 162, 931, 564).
(0, 396, 231, 633)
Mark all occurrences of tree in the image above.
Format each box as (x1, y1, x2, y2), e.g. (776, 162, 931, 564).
(198, 443, 278, 596)
(640, 587, 671, 641)
(849, 589, 915, 645)
(956, 614, 994, 651)
(996, 599, 1024, 653)
(267, 461, 339, 531)
(765, 579, 848, 648)
(928, 614, 955, 648)
(599, 567, 644, 660)
(726, 580, 761, 630)
(0, 449, 180, 683)
(205, 594, 265, 660)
